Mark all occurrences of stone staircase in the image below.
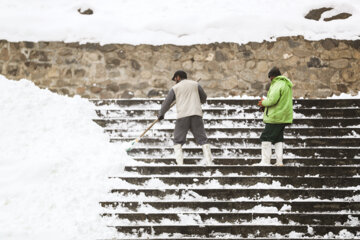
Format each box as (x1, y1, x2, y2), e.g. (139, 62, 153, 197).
(92, 98, 360, 239)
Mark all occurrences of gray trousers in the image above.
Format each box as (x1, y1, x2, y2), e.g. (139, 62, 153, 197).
(174, 115, 208, 145)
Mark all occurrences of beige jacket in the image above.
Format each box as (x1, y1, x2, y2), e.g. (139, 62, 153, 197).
(158, 79, 207, 119)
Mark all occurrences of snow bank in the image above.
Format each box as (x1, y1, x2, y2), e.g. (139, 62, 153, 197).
(0, 75, 132, 239)
(0, 0, 359, 45)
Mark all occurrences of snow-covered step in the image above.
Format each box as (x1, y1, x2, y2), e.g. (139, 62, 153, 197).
(105, 127, 360, 138)
(124, 165, 360, 177)
(111, 137, 360, 147)
(93, 117, 360, 128)
(111, 176, 360, 188)
(127, 147, 360, 158)
(103, 237, 360, 240)
(101, 212, 360, 226)
(130, 157, 360, 166)
(109, 188, 359, 200)
(91, 98, 360, 109)
(95, 108, 360, 118)
(101, 201, 360, 213)
(109, 224, 359, 237)
(129, 157, 360, 166)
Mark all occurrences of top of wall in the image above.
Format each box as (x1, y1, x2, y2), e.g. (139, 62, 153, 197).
(0, 0, 359, 45)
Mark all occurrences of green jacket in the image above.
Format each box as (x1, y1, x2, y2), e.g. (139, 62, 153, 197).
(262, 76, 293, 124)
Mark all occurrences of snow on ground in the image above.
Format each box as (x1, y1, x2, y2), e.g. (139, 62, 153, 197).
(0, 0, 359, 45)
(0, 75, 133, 240)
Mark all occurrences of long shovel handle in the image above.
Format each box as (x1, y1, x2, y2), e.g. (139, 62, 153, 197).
(139, 100, 176, 138)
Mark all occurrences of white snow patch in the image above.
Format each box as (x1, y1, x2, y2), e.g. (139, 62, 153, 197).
(1, 0, 360, 45)
(0, 75, 133, 240)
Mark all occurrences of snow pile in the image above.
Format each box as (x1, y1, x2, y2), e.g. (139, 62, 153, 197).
(0, 0, 359, 45)
(0, 75, 132, 240)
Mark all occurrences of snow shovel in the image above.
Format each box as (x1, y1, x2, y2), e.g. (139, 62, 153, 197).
(126, 78, 201, 152)
(125, 100, 176, 152)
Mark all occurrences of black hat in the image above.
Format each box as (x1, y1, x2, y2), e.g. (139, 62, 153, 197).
(268, 67, 281, 78)
(172, 70, 187, 81)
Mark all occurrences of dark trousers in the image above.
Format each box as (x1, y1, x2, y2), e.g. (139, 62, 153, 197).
(174, 115, 208, 145)
(260, 123, 287, 144)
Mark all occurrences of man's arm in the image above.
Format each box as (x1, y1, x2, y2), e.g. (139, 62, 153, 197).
(198, 84, 207, 104)
(158, 89, 176, 119)
(261, 83, 282, 107)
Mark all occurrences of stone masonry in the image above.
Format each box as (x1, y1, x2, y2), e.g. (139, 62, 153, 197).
(0, 36, 359, 99)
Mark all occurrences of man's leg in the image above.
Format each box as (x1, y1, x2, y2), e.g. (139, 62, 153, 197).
(259, 124, 273, 165)
(173, 117, 191, 165)
(259, 123, 286, 166)
(189, 116, 213, 165)
(274, 125, 286, 166)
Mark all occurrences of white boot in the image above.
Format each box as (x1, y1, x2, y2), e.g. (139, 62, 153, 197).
(275, 142, 284, 166)
(202, 144, 213, 166)
(173, 144, 184, 165)
(258, 141, 272, 165)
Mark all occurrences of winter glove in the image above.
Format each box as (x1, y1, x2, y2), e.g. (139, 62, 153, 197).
(158, 115, 164, 121)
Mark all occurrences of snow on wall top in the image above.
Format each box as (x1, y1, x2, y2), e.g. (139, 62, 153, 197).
(0, 0, 359, 45)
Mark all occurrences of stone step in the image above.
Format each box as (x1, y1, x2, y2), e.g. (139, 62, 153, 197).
(102, 239, 360, 240)
(101, 201, 360, 212)
(110, 224, 359, 237)
(91, 98, 360, 108)
(127, 147, 360, 158)
(95, 108, 360, 118)
(131, 157, 360, 166)
(109, 188, 360, 200)
(105, 127, 360, 138)
(112, 176, 360, 188)
(102, 212, 360, 226)
(111, 137, 360, 147)
(93, 118, 360, 128)
(124, 166, 360, 176)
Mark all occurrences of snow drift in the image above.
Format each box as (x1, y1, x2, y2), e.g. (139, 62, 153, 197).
(0, 75, 131, 239)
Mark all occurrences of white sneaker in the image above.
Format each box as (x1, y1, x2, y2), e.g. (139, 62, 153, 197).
(275, 142, 284, 166)
(202, 144, 213, 166)
(173, 144, 184, 165)
(258, 141, 272, 166)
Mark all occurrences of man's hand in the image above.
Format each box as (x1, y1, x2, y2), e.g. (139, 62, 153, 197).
(258, 97, 264, 107)
(158, 115, 164, 121)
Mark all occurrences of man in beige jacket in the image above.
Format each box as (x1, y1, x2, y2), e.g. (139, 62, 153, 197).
(158, 70, 213, 165)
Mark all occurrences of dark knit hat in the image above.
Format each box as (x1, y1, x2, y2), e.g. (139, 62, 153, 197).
(268, 67, 281, 78)
(172, 70, 187, 81)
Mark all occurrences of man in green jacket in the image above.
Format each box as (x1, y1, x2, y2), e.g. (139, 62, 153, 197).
(257, 67, 293, 166)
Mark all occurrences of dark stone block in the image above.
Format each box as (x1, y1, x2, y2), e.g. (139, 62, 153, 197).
(106, 58, 121, 68)
(80, 43, 99, 50)
(288, 39, 301, 48)
(78, 8, 93, 15)
(249, 42, 262, 50)
(215, 50, 227, 62)
(349, 40, 360, 50)
(320, 39, 339, 50)
(131, 59, 141, 70)
(242, 50, 252, 58)
(305, 7, 333, 21)
(106, 83, 120, 93)
(101, 44, 117, 52)
(307, 57, 327, 68)
(24, 41, 34, 48)
(324, 13, 352, 22)
(337, 84, 348, 92)
(74, 69, 86, 77)
(7, 65, 19, 76)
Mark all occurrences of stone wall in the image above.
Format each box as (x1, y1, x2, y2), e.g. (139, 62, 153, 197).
(0, 36, 359, 98)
